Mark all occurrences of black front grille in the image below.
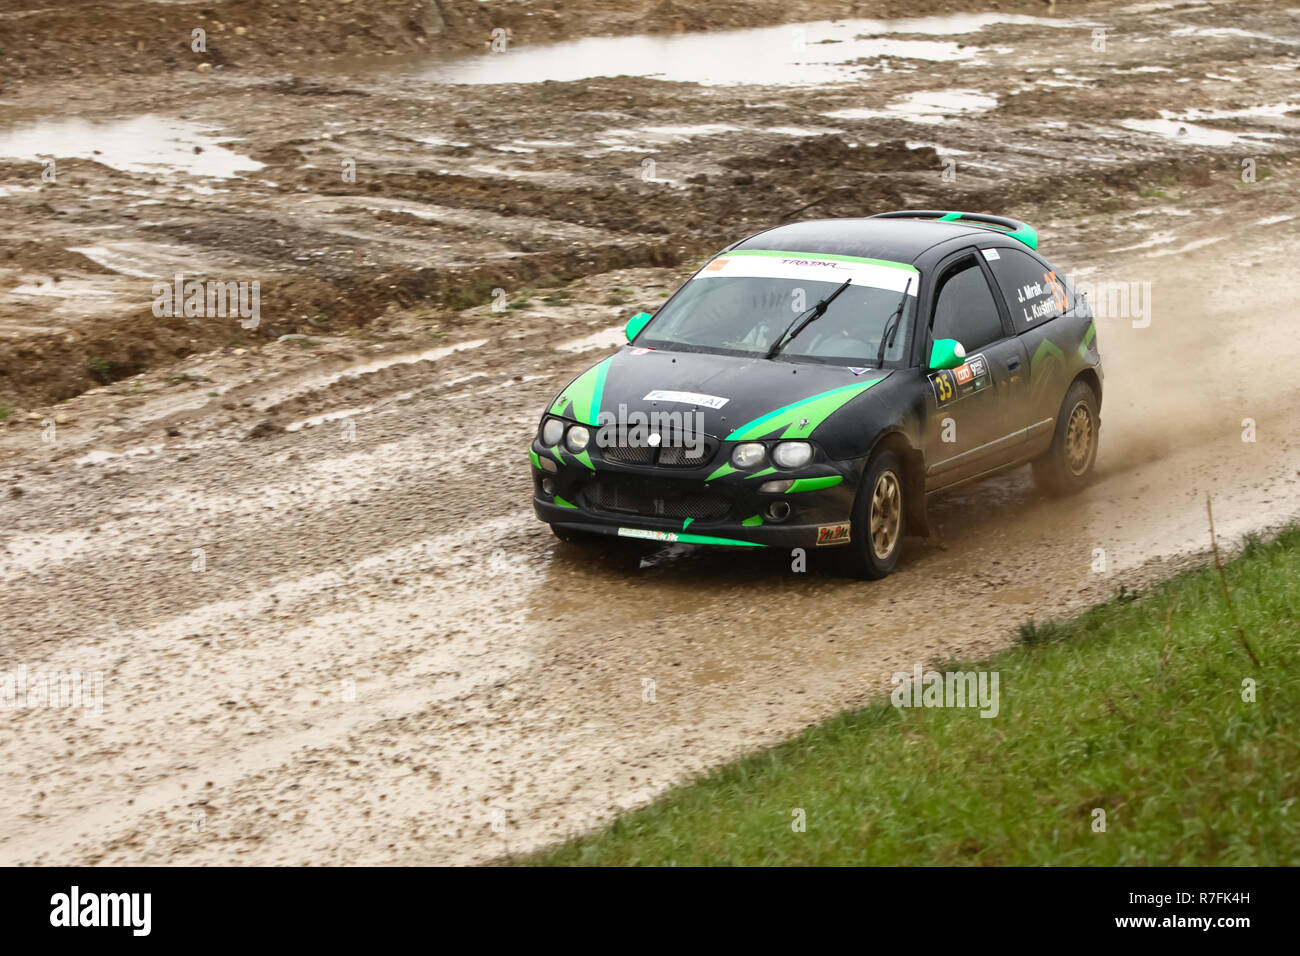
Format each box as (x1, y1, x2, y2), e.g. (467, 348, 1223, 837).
(657, 444, 710, 466)
(585, 479, 730, 521)
(597, 434, 714, 468)
(601, 444, 656, 466)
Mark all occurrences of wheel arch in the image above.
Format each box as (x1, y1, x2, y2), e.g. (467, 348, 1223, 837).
(866, 429, 929, 538)
(1072, 366, 1103, 411)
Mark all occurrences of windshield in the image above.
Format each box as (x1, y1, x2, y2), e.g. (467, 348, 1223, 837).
(640, 251, 919, 366)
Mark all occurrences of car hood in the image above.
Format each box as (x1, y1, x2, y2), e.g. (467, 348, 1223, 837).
(548, 347, 893, 441)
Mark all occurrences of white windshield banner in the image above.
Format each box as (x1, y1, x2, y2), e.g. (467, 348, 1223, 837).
(699, 252, 918, 295)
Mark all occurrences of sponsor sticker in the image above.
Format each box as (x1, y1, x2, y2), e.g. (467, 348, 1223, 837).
(644, 389, 729, 409)
(816, 523, 851, 546)
(699, 251, 918, 296)
(847, 366, 869, 375)
(930, 352, 990, 408)
(981, 248, 1000, 261)
(618, 527, 679, 543)
(629, 347, 652, 355)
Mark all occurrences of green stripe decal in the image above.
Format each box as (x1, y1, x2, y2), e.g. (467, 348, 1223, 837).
(745, 466, 778, 480)
(529, 450, 542, 470)
(574, 449, 595, 471)
(705, 462, 739, 482)
(553, 496, 577, 509)
(724, 249, 919, 273)
(617, 527, 765, 547)
(727, 379, 884, 441)
(679, 533, 764, 547)
(788, 475, 843, 493)
(551, 445, 566, 465)
(1080, 321, 1096, 357)
(682, 518, 694, 530)
(741, 514, 763, 527)
(550, 357, 613, 426)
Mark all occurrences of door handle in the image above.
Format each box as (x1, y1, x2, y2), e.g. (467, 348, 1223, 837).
(1006, 357, 1021, 371)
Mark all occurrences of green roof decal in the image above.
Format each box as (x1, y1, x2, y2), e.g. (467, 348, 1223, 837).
(937, 212, 1038, 250)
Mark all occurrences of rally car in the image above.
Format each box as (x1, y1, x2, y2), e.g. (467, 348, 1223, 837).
(530, 210, 1102, 578)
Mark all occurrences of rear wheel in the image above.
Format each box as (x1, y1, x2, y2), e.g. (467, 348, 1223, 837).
(841, 449, 905, 580)
(1033, 379, 1099, 496)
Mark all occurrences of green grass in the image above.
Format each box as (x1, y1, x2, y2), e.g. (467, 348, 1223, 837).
(531, 526, 1300, 866)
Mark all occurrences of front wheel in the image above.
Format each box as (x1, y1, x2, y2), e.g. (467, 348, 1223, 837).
(1033, 379, 1099, 496)
(841, 449, 905, 580)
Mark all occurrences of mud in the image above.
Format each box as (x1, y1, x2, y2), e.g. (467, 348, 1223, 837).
(2, 0, 1300, 865)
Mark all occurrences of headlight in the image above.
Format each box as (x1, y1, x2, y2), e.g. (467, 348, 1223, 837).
(541, 417, 565, 446)
(731, 442, 767, 469)
(565, 424, 591, 453)
(772, 441, 813, 469)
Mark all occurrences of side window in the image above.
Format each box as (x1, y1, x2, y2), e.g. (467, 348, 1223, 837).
(983, 247, 1070, 332)
(931, 259, 1004, 351)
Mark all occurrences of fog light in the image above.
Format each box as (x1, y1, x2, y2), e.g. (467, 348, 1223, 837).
(758, 479, 794, 494)
(541, 477, 556, 496)
(767, 500, 791, 521)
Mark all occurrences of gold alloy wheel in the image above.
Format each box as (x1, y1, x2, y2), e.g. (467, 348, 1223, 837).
(869, 469, 902, 560)
(1065, 400, 1095, 477)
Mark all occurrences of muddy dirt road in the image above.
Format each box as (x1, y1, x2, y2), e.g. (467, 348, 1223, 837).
(2, 0, 1300, 864)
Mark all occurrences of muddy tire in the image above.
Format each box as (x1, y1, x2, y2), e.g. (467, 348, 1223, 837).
(841, 449, 906, 580)
(1033, 379, 1099, 496)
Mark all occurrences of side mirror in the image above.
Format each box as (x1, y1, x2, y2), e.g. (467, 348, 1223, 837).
(929, 338, 966, 371)
(625, 311, 652, 343)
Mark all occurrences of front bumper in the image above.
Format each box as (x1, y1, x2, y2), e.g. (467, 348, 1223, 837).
(530, 439, 864, 549)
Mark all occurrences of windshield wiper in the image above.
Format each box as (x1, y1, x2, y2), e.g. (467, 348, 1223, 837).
(875, 276, 914, 369)
(765, 277, 852, 359)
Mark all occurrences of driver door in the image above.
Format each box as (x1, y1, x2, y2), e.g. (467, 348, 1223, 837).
(922, 252, 1029, 490)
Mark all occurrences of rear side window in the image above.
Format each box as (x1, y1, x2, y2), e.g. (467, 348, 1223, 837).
(931, 260, 1003, 351)
(983, 247, 1068, 331)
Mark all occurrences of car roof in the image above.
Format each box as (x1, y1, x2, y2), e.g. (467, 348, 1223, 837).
(731, 217, 1023, 266)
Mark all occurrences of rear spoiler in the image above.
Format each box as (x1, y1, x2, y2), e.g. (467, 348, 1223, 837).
(870, 210, 1039, 251)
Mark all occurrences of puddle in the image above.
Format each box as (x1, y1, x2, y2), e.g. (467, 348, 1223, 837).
(313, 338, 488, 389)
(73, 443, 165, 467)
(1145, 235, 1226, 258)
(66, 245, 162, 278)
(1118, 117, 1282, 147)
(0, 115, 265, 179)
(825, 89, 997, 125)
(390, 14, 1086, 87)
(1169, 25, 1300, 46)
(285, 407, 371, 433)
(556, 325, 624, 353)
(8, 278, 124, 299)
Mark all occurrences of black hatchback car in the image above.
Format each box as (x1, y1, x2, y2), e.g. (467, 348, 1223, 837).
(530, 210, 1102, 578)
